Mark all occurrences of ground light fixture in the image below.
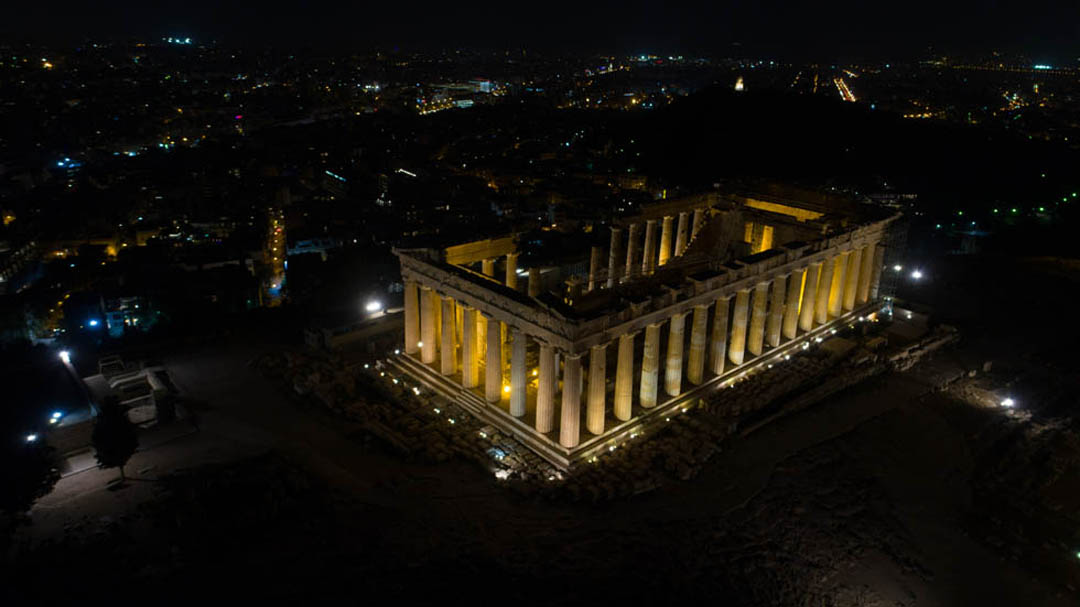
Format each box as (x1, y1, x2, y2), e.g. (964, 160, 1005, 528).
(25, 434, 38, 443)
(58, 350, 71, 364)
(365, 300, 382, 313)
(911, 269, 923, 280)
(1001, 397, 1015, 408)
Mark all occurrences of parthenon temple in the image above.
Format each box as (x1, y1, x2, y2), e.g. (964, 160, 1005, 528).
(393, 189, 901, 469)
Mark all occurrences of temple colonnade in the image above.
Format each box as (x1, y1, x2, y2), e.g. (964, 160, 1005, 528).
(402, 239, 885, 450)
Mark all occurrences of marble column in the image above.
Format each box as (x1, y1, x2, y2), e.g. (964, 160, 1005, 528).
(815, 256, 834, 325)
(433, 291, 441, 352)
(509, 329, 526, 417)
(748, 282, 769, 357)
(640, 322, 662, 408)
(440, 297, 456, 376)
(404, 280, 419, 355)
(729, 289, 750, 366)
(710, 296, 730, 376)
(481, 258, 495, 278)
(665, 312, 686, 397)
(614, 332, 635, 421)
(828, 252, 848, 318)
(766, 276, 786, 348)
(586, 343, 607, 435)
(843, 247, 862, 311)
(800, 262, 821, 332)
(587, 246, 602, 292)
(691, 207, 705, 240)
(783, 269, 803, 340)
(536, 344, 556, 433)
(454, 304, 463, 353)
(658, 215, 674, 266)
(686, 305, 708, 385)
(607, 227, 622, 288)
(528, 267, 541, 297)
(505, 252, 518, 289)
(674, 211, 690, 257)
(625, 223, 640, 279)
(461, 307, 479, 388)
(421, 287, 437, 364)
(869, 244, 885, 300)
(477, 309, 487, 360)
(484, 314, 502, 403)
(857, 243, 875, 304)
(642, 219, 658, 275)
(559, 353, 582, 448)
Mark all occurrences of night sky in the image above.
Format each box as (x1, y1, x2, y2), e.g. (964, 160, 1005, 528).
(7, 1, 1080, 60)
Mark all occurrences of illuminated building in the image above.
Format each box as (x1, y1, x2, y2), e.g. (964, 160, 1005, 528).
(394, 190, 899, 470)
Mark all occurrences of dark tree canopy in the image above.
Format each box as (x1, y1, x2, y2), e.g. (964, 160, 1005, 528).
(0, 438, 61, 517)
(91, 399, 139, 481)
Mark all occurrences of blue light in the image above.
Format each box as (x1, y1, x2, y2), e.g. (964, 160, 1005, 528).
(51, 411, 62, 419)
(88, 319, 99, 327)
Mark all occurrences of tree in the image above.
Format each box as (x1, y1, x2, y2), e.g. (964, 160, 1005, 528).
(0, 437, 61, 519)
(91, 398, 139, 483)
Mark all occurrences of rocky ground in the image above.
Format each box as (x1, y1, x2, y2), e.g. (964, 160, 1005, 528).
(5, 255, 1080, 605)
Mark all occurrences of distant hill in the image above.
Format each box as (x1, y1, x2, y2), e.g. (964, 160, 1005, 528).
(631, 85, 1079, 211)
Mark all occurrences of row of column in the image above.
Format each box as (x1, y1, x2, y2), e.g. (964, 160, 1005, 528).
(465, 209, 708, 302)
(605, 207, 708, 287)
(401, 240, 884, 451)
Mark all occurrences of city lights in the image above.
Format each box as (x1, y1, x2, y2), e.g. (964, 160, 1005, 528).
(6, 16, 1080, 597)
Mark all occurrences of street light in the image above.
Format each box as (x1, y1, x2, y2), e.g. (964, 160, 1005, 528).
(58, 350, 71, 364)
(1001, 397, 1015, 408)
(892, 264, 903, 272)
(365, 300, 382, 313)
(25, 434, 38, 443)
(911, 270, 923, 280)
